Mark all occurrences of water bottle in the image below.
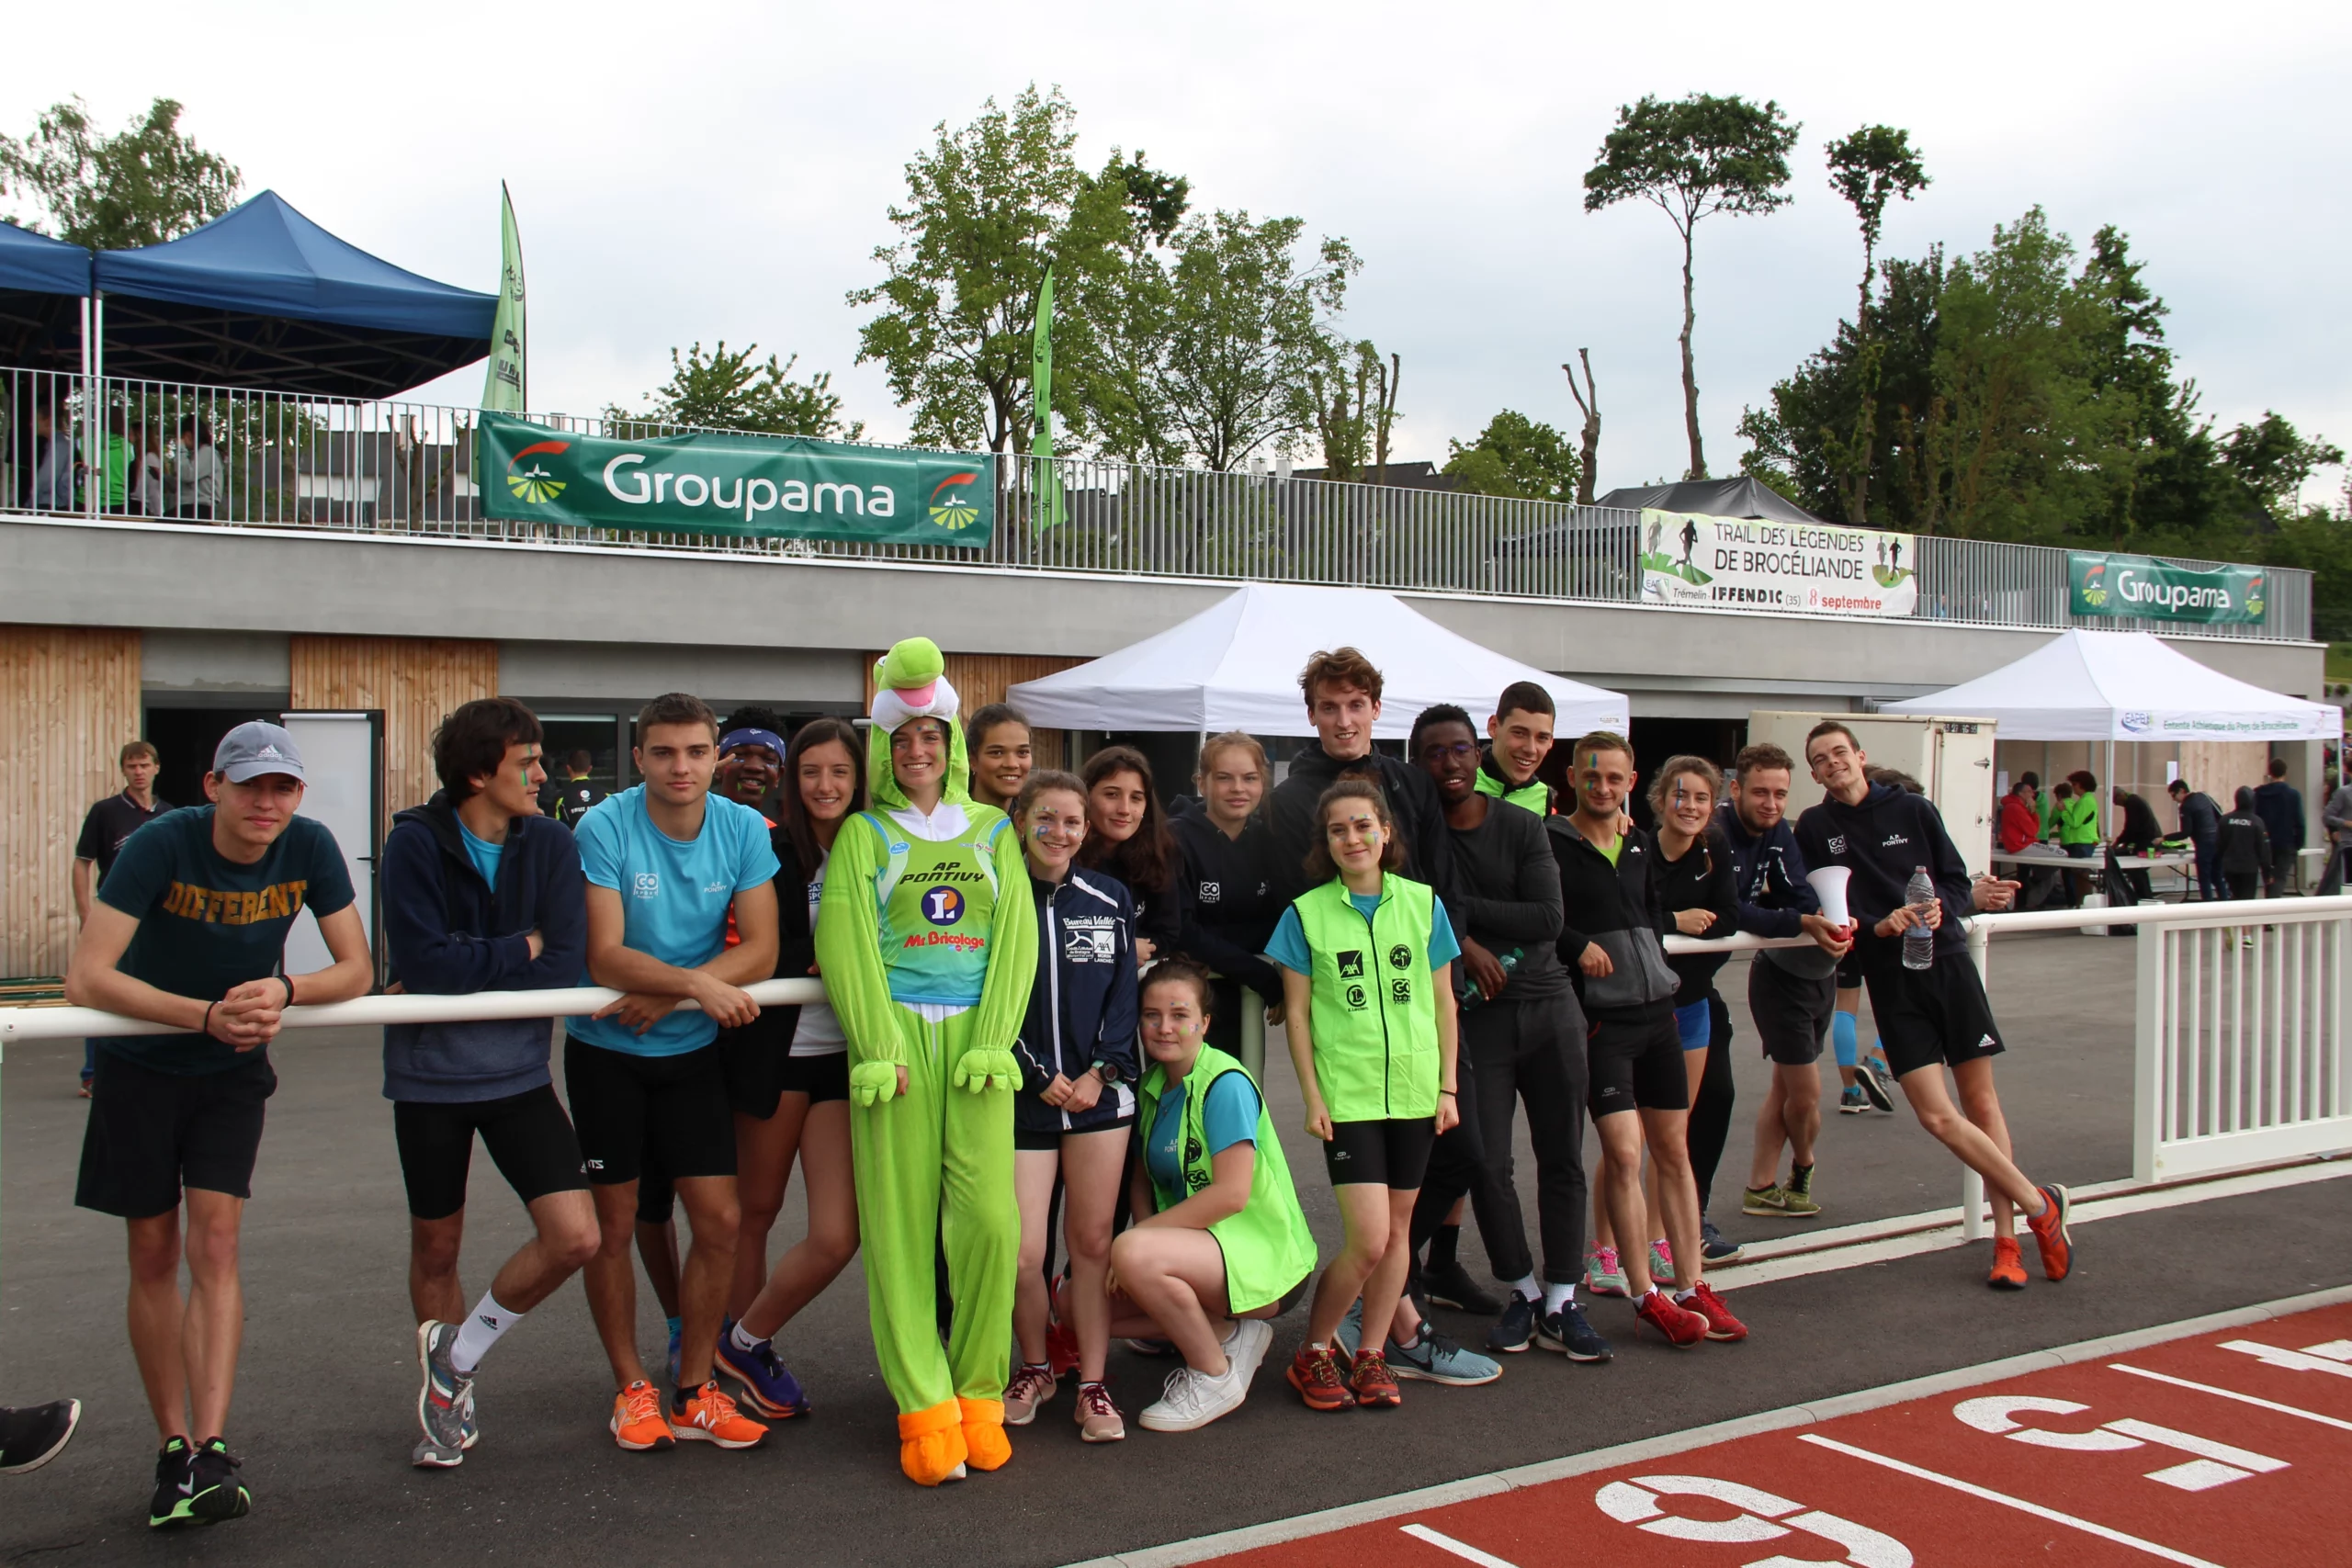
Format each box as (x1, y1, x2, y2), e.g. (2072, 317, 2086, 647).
(1459, 946, 1523, 1012)
(1903, 867, 1937, 971)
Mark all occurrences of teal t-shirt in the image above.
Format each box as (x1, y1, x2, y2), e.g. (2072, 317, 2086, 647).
(1264, 893, 1460, 976)
(96, 807, 356, 1074)
(457, 818, 503, 889)
(1144, 1068, 1262, 1194)
(569, 787, 781, 1057)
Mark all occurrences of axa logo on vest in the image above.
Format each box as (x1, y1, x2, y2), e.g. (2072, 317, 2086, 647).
(601, 454, 899, 524)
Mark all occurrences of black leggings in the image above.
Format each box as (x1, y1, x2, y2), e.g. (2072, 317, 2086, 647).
(1410, 995, 1589, 1286)
(1685, 989, 1737, 1213)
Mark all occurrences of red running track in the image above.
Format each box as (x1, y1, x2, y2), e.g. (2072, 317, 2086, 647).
(1214, 1303, 2352, 1568)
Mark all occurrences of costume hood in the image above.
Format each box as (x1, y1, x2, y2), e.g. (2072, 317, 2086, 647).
(868, 637, 971, 809)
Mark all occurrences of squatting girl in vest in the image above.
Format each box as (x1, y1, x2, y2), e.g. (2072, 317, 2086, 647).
(1267, 778, 1462, 1412)
(1106, 958, 1317, 1434)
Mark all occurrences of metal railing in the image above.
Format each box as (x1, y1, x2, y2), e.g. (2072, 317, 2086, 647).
(0, 363, 2312, 641)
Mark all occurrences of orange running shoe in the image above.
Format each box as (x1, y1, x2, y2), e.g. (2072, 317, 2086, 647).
(1349, 1349, 1402, 1409)
(670, 1381, 768, 1449)
(1986, 1235, 2028, 1290)
(1680, 1281, 1747, 1342)
(1285, 1345, 1356, 1412)
(610, 1381, 674, 1451)
(2026, 1184, 2073, 1281)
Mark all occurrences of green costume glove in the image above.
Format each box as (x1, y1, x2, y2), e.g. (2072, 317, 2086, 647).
(951, 1048, 1019, 1095)
(850, 1060, 901, 1107)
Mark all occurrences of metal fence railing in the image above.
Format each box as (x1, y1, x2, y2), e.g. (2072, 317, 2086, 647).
(0, 364, 2313, 642)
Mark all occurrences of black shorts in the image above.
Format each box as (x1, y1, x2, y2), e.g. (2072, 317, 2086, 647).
(1586, 1002, 1687, 1116)
(393, 1085, 587, 1221)
(562, 1034, 735, 1188)
(1015, 1110, 1137, 1153)
(1322, 1117, 1436, 1188)
(716, 1014, 790, 1120)
(777, 1050, 850, 1105)
(1860, 958, 2006, 1080)
(75, 1050, 277, 1219)
(1749, 957, 1836, 1066)
(1837, 949, 1865, 990)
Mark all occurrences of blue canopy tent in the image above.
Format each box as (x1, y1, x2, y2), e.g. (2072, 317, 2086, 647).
(93, 191, 496, 400)
(0, 222, 92, 370)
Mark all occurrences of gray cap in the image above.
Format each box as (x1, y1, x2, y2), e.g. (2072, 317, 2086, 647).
(213, 721, 306, 784)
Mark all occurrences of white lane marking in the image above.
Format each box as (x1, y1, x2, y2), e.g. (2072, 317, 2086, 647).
(1593, 1475, 1911, 1567)
(1398, 1523, 1521, 1568)
(1796, 1433, 2226, 1568)
(2217, 1338, 2352, 1380)
(2109, 1361, 2352, 1432)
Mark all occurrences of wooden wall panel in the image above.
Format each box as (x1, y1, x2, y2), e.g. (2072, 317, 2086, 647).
(289, 637, 499, 832)
(0, 626, 141, 977)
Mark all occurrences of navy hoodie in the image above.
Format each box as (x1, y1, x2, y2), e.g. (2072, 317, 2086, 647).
(1792, 783, 1972, 971)
(1012, 866, 1142, 1136)
(1717, 806, 1838, 980)
(1168, 807, 1286, 1006)
(381, 793, 587, 1102)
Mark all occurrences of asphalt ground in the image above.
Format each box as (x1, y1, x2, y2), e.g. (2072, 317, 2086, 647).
(5, 931, 2346, 1566)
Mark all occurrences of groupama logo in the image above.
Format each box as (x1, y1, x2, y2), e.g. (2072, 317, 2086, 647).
(506, 439, 570, 505)
(2078, 559, 2109, 609)
(929, 471, 981, 531)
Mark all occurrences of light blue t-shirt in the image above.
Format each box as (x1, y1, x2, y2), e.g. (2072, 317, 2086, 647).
(570, 787, 782, 1056)
(457, 818, 503, 890)
(1145, 1069, 1261, 1196)
(1265, 891, 1461, 976)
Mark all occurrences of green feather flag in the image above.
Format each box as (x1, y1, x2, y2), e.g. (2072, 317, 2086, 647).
(1031, 266, 1066, 530)
(481, 182, 526, 413)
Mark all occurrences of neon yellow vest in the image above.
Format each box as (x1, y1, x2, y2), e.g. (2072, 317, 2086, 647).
(854, 809, 1011, 1010)
(1474, 766, 1550, 815)
(1141, 1045, 1317, 1313)
(1292, 874, 1440, 1121)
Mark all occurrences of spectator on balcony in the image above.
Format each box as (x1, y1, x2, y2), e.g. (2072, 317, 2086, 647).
(136, 423, 169, 517)
(103, 411, 136, 513)
(25, 405, 77, 511)
(175, 418, 222, 522)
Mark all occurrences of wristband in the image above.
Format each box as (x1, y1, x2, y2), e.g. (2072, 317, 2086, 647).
(279, 975, 297, 1010)
(203, 1001, 220, 1039)
(1439, 1088, 1458, 1096)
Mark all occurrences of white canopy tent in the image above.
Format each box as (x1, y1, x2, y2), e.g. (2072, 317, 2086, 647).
(1006, 581, 1629, 739)
(1882, 627, 2338, 836)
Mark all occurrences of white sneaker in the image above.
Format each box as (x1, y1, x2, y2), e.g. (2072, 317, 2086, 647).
(1138, 1360, 1251, 1432)
(1225, 1318, 1274, 1385)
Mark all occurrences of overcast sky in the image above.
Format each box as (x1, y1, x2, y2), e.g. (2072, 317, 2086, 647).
(8, 1, 2348, 502)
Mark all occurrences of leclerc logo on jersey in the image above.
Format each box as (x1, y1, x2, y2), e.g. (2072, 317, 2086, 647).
(922, 886, 966, 926)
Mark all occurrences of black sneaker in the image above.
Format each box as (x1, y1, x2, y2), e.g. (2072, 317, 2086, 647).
(1856, 1055, 1897, 1112)
(186, 1438, 250, 1525)
(1701, 1216, 1742, 1264)
(0, 1399, 80, 1474)
(1487, 1292, 1537, 1353)
(149, 1438, 197, 1528)
(1535, 1302, 1613, 1362)
(1421, 1259, 1501, 1315)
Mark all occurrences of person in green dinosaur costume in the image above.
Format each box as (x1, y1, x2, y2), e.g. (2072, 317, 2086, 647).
(816, 637, 1035, 1486)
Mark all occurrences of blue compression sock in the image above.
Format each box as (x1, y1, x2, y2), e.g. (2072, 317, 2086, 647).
(1833, 1010, 1860, 1070)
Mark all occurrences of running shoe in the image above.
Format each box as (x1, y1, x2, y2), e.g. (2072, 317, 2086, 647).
(715, 1325, 810, 1419)
(1349, 1348, 1402, 1408)
(1649, 1238, 1676, 1288)
(1584, 1245, 1628, 1297)
(1535, 1302, 1613, 1362)
(1743, 1183, 1797, 1217)
(1333, 1299, 1364, 1359)
(1046, 1317, 1081, 1376)
(147, 1437, 196, 1528)
(609, 1380, 675, 1451)
(0, 1400, 79, 1475)
(1074, 1382, 1126, 1442)
(413, 1320, 474, 1468)
(1858, 1055, 1897, 1111)
(1487, 1292, 1537, 1353)
(151, 1437, 248, 1528)
(1388, 1328, 1501, 1386)
(1838, 1085, 1870, 1114)
(1229, 1316, 1275, 1382)
(1679, 1281, 1748, 1342)
(1139, 1359, 1251, 1433)
(2026, 1183, 2074, 1281)
(1781, 1165, 1821, 1217)
(77, 1079, 92, 1099)
(1701, 1216, 1743, 1264)
(1633, 1289, 1708, 1348)
(1986, 1235, 2028, 1291)
(1421, 1258, 1501, 1315)
(1003, 1362, 1057, 1426)
(1285, 1344, 1356, 1411)
(670, 1381, 768, 1449)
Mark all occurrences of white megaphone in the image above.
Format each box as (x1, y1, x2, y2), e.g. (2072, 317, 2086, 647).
(1806, 865, 1854, 932)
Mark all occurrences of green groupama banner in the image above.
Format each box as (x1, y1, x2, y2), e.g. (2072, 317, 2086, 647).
(478, 412, 995, 546)
(2069, 551, 2264, 624)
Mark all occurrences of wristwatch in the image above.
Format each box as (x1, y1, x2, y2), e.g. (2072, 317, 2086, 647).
(1091, 1061, 1123, 1086)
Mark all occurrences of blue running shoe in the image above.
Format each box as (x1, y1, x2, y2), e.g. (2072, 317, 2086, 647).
(715, 1322, 808, 1419)
(1389, 1328, 1500, 1386)
(1701, 1216, 1742, 1265)
(1487, 1292, 1537, 1354)
(1536, 1302, 1613, 1363)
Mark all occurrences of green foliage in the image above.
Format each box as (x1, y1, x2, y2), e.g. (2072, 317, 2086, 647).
(1825, 126, 1928, 315)
(1584, 94, 1801, 480)
(1310, 340, 1401, 482)
(1443, 410, 1580, 502)
(0, 96, 241, 249)
(609, 342, 860, 440)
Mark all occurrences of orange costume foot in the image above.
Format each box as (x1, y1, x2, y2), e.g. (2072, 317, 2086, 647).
(958, 1396, 1012, 1472)
(898, 1401, 969, 1486)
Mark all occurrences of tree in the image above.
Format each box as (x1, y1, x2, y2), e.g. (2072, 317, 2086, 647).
(1152, 210, 1357, 470)
(1069, 150, 1191, 465)
(1584, 94, 1800, 480)
(1563, 350, 1602, 504)
(608, 342, 860, 439)
(1443, 410, 1580, 502)
(1825, 126, 1928, 331)
(0, 96, 241, 250)
(850, 85, 1126, 455)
